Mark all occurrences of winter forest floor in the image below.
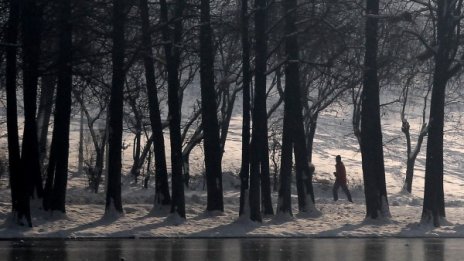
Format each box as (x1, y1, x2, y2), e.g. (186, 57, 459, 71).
(0, 173, 462, 239)
(1, 90, 464, 238)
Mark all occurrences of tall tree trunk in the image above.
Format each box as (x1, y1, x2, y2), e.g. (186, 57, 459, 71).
(21, 0, 44, 200)
(105, 0, 126, 214)
(160, 0, 186, 218)
(239, 0, 251, 217)
(277, 107, 293, 215)
(261, 133, 273, 214)
(421, 0, 453, 227)
(278, 0, 315, 214)
(250, 0, 273, 222)
(139, 0, 171, 206)
(131, 121, 142, 182)
(199, 0, 224, 212)
(305, 113, 318, 162)
(42, 0, 73, 213)
(404, 158, 415, 193)
(37, 75, 56, 168)
(6, 0, 31, 226)
(144, 149, 153, 189)
(93, 144, 106, 193)
(361, 0, 390, 219)
(78, 104, 85, 175)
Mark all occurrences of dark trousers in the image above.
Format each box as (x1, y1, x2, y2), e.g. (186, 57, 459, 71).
(333, 180, 352, 202)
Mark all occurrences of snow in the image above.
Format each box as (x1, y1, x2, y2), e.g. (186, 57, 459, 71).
(0, 172, 462, 239)
(1, 89, 464, 238)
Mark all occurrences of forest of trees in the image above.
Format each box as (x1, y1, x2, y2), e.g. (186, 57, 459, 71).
(0, 0, 463, 227)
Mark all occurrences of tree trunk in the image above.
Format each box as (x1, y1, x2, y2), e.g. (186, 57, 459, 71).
(182, 153, 190, 187)
(21, 0, 44, 202)
(421, 0, 452, 226)
(404, 158, 415, 193)
(78, 104, 85, 175)
(37, 75, 56, 168)
(93, 145, 105, 193)
(361, 0, 390, 219)
(160, 0, 186, 218)
(42, 0, 73, 213)
(250, 0, 273, 222)
(131, 127, 142, 182)
(282, 0, 315, 213)
(277, 107, 293, 215)
(239, 0, 251, 217)
(200, 0, 224, 212)
(6, 0, 31, 226)
(305, 113, 318, 162)
(105, 0, 126, 214)
(261, 137, 273, 214)
(144, 149, 152, 189)
(139, 0, 171, 206)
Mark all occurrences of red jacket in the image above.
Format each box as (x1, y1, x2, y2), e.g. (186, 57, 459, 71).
(335, 162, 347, 184)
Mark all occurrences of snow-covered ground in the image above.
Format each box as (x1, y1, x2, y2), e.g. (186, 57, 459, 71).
(1, 88, 464, 238)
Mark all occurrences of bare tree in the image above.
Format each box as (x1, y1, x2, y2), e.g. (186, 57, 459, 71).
(105, 0, 126, 215)
(138, 0, 171, 206)
(239, 0, 251, 217)
(199, 0, 224, 212)
(160, 0, 186, 218)
(43, 0, 73, 213)
(360, 0, 390, 219)
(5, 0, 30, 226)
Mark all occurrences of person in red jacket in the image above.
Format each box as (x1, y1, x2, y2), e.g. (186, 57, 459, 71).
(333, 155, 353, 202)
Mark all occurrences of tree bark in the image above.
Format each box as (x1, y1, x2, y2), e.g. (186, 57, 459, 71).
(37, 75, 56, 168)
(421, 0, 453, 226)
(277, 107, 293, 215)
(105, 0, 126, 214)
(278, 0, 315, 214)
(43, 0, 73, 213)
(160, 0, 186, 218)
(20, 0, 44, 201)
(6, 0, 31, 226)
(200, 0, 224, 212)
(239, 0, 251, 217)
(305, 113, 318, 162)
(139, 0, 171, 206)
(78, 104, 85, 175)
(250, 0, 274, 222)
(361, 0, 390, 219)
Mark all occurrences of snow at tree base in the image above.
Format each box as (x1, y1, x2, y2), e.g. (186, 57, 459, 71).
(0, 93, 464, 238)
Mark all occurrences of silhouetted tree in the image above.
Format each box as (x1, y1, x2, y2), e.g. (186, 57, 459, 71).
(5, 0, 30, 226)
(278, 0, 316, 215)
(20, 0, 44, 200)
(200, 0, 224, 212)
(250, 0, 274, 222)
(360, 0, 390, 219)
(43, 0, 73, 213)
(160, 0, 186, 218)
(239, 0, 251, 217)
(105, 0, 126, 214)
(138, 0, 171, 207)
(422, 0, 461, 226)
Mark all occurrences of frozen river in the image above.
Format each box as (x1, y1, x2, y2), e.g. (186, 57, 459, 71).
(2, 238, 461, 260)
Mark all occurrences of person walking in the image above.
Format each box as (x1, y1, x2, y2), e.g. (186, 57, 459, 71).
(333, 155, 353, 202)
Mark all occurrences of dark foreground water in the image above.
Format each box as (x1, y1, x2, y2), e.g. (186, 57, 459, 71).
(2, 238, 461, 261)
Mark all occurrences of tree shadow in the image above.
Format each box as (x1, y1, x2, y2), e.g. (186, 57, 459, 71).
(317, 218, 396, 237)
(190, 210, 226, 221)
(188, 217, 260, 237)
(40, 212, 124, 237)
(103, 218, 175, 237)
